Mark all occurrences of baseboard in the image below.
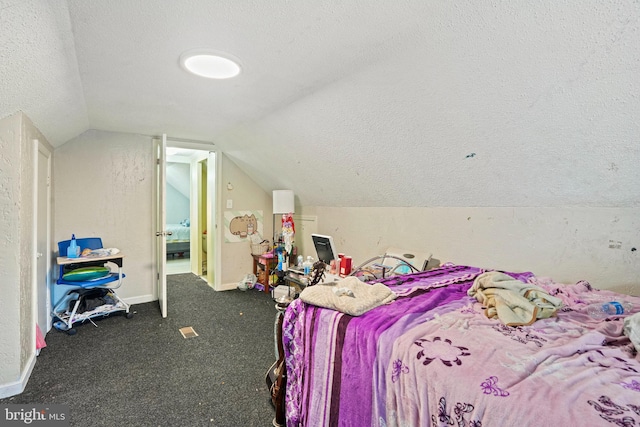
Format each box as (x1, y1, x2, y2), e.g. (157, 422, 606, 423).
(122, 294, 155, 305)
(121, 286, 238, 302)
(217, 282, 239, 292)
(0, 351, 36, 399)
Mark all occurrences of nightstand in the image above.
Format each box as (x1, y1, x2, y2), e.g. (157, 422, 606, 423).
(252, 254, 278, 293)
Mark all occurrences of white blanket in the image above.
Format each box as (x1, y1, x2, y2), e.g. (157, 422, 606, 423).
(467, 271, 563, 326)
(300, 276, 396, 316)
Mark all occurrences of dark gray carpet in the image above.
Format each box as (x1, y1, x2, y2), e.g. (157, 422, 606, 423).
(1, 274, 278, 426)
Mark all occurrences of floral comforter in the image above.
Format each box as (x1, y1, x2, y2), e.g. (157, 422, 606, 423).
(282, 265, 640, 427)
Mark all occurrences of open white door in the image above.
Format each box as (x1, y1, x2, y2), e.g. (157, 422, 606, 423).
(154, 135, 168, 317)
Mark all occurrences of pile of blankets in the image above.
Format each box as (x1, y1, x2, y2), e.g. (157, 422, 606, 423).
(467, 271, 563, 326)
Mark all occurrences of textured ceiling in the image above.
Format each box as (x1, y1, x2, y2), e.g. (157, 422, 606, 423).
(1, 0, 638, 207)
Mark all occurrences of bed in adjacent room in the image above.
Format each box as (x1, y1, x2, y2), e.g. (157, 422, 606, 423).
(166, 220, 190, 257)
(280, 263, 640, 427)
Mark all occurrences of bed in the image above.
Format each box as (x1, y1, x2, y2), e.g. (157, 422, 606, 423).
(166, 222, 190, 257)
(281, 263, 640, 427)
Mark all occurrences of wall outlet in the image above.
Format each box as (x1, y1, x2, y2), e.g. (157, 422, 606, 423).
(226, 199, 233, 209)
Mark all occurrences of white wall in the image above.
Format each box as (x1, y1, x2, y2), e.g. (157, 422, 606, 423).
(219, 154, 272, 287)
(0, 113, 24, 389)
(313, 206, 640, 296)
(0, 112, 54, 398)
(54, 130, 154, 302)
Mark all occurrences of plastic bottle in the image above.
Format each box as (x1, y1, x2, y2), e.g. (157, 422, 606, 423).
(330, 259, 338, 275)
(67, 234, 79, 258)
(586, 301, 632, 320)
(303, 256, 313, 276)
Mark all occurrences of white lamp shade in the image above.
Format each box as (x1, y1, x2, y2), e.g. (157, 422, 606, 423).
(272, 190, 295, 214)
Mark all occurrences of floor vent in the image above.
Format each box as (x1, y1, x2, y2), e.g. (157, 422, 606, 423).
(179, 326, 198, 339)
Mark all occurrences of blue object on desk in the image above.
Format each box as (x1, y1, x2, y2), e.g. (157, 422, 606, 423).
(66, 234, 79, 258)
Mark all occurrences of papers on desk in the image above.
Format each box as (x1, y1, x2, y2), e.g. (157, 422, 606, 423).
(61, 248, 121, 261)
(84, 248, 120, 257)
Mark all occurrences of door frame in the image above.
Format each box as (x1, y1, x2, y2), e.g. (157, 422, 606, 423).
(167, 141, 219, 289)
(206, 150, 221, 289)
(32, 139, 52, 337)
(153, 136, 221, 310)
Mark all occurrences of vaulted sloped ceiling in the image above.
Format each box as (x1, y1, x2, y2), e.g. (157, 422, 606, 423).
(0, 0, 89, 144)
(1, 1, 638, 207)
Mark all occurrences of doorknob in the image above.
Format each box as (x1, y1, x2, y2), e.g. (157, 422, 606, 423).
(36, 252, 43, 258)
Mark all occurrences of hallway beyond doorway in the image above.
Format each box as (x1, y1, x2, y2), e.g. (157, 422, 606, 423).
(166, 257, 190, 275)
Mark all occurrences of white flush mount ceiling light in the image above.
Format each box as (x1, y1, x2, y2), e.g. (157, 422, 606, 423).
(180, 49, 241, 79)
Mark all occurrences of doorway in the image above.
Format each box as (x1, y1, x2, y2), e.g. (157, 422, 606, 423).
(154, 136, 219, 318)
(164, 143, 216, 281)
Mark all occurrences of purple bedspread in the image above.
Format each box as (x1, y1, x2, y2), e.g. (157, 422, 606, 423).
(282, 265, 640, 426)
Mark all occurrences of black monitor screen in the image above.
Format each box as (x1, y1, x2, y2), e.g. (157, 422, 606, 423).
(311, 234, 338, 265)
